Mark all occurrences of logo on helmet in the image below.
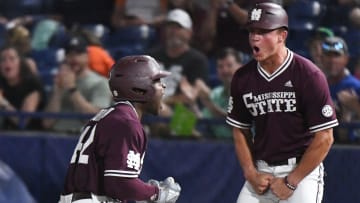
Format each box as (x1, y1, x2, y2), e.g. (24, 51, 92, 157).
(250, 8, 262, 21)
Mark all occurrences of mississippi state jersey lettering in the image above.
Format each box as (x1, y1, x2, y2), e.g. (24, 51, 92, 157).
(63, 101, 147, 197)
(226, 50, 338, 163)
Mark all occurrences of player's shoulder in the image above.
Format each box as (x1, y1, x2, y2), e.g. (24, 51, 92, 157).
(94, 103, 139, 127)
(289, 52, 329, 90)
(234, 59, 257, 77)
(292, 53, 321, 74)
(106, 103, 138, 120)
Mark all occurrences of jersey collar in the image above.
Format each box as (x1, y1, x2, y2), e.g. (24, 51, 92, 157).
(257, 49, 293, 82)
(115, 101, 139, 118)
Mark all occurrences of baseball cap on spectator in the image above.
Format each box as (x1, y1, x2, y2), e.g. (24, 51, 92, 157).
(166, 9, 192, 30)
(322, 36, 348, 56)
(314, 27, 334, 39)
(65, 36, 88, 54)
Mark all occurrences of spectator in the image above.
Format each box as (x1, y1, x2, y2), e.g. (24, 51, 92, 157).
(167, 0, 211, 54)
(147, 8, 208, 137)
(337, 89, 360, 119)
(307, 27, 334, 72)
(200, 0, 252, 56)
(0, 45, 46, 130)
(321, 36, 360, 142)
(42, 36, 112, 133)
(195, 47, 243, 139)
(148, 9, 208, 113)
(72, 28, 115, 77)
(31, 18, 63, 51)
(5, 25, 37, 74)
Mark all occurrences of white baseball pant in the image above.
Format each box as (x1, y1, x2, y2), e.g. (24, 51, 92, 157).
(236, 158, 324, 203)
(59, 193, 121, 203)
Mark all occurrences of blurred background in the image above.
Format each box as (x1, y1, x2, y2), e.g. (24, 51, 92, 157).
(0, 0, 360, 202)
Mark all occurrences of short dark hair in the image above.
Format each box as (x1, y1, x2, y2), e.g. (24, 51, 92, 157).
(65, 35, 88, 54)
(216, 47, 243, 64)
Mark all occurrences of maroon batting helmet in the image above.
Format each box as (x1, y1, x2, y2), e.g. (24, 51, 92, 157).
(109, 55, 170, 102)
(246, 2, 288, 30)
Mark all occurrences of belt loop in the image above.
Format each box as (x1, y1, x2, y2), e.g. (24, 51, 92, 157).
(288, 157, 297, 165)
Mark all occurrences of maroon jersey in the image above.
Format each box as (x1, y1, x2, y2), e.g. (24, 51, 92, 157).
(226, 50, 338, 163)
(63, 101, 157, 202)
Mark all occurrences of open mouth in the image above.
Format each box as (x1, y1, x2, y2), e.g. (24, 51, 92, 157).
(253, 46, 260, 53)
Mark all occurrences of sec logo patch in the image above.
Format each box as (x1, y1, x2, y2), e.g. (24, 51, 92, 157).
(322, 105, 333, 118)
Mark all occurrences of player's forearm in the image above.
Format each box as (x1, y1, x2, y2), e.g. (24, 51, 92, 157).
(287, 128, 334, 186)
(104, 177, 158, 201)
(233, 128, 257, 179)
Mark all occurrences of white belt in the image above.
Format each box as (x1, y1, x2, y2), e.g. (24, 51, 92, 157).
(59, 193, 122, 203)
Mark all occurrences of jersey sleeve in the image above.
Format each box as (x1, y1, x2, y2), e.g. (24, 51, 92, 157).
(97, 113, 157, 200)
(226, 72, 253, 129)
(99, 118, 144, 178)
(301, 70, 338, 133)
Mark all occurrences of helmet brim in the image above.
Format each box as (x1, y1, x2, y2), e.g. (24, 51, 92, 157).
(152, 70, 171, 80)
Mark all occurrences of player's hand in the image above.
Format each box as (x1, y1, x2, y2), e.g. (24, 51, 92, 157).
(270, 177, 294, 200)
(248, 172, 274, 195)
(157, 177, 181, 203)
(137, 177, 181, 203)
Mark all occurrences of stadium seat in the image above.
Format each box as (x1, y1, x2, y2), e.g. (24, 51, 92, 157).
(287, 0, 324, 31)
(31, 48, 61, 91)
(102, 25, 157, 58)
(342, 28, 360, 58)
(287, 29, 313, 58)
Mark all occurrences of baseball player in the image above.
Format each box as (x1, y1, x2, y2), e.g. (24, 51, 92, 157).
(226, 2, 338, 203)
(59, 55, 181, 203)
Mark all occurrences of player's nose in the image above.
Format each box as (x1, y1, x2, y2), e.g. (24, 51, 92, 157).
(161, 82, 166, 89)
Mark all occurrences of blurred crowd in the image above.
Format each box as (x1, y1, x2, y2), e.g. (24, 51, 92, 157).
(0, 0, 360, 144)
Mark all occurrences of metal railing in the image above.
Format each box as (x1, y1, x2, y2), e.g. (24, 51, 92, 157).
(0, 110, 226, 130)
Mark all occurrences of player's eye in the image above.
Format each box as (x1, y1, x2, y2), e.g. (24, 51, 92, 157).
(152, 78, 161, 85)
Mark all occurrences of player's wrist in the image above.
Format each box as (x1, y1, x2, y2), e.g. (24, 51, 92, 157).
(150, 186, 159, 201)
(243, 167, 257, 180)
(284, 176, 297, 191)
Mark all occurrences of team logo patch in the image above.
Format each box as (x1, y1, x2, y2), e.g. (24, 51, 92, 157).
(250, 8, 262, 21)
(284, 80, 293, 87)
(127, 150, 141, 170)
(321, 105, 333, 118)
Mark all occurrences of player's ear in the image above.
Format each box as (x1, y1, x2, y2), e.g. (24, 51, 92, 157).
(278, 29, 288, 43)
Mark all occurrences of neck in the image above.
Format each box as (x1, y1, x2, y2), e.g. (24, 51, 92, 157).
(77, 68, 89, 79)
(132, 102, 143, 120)
(8, 76, 20, 86)
(260, 46, 288, 74)
(166, 45, 189, 58)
